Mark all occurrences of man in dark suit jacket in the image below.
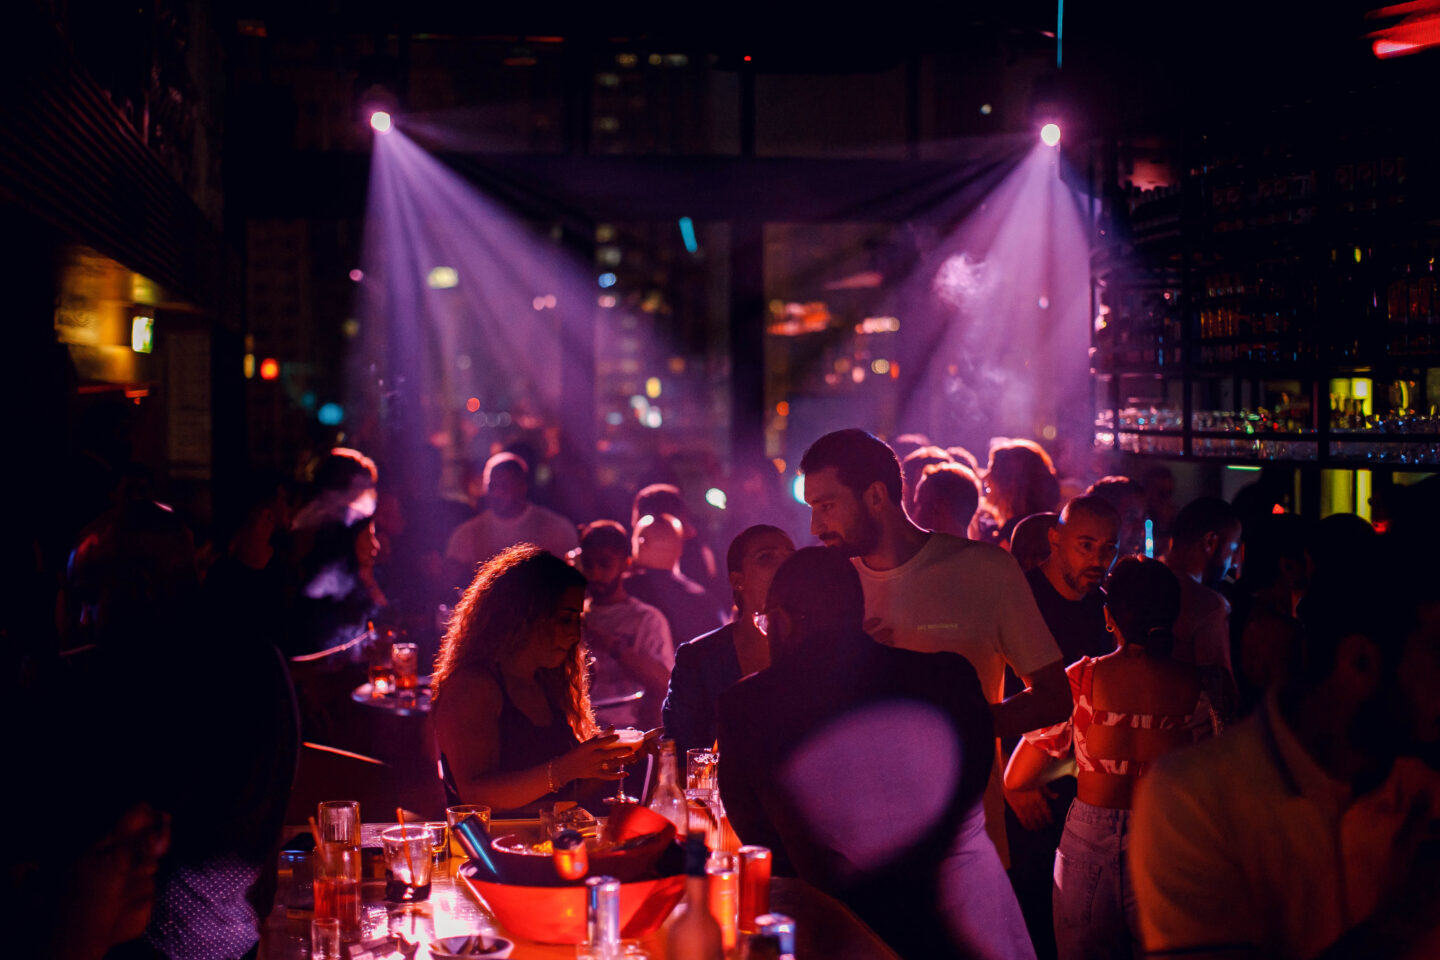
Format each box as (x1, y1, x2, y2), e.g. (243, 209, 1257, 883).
(718, 547, 1036, 960)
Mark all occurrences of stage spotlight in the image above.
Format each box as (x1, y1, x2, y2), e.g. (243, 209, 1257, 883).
(370, 111, 393, 133)
(1040, 122, 1061, 147)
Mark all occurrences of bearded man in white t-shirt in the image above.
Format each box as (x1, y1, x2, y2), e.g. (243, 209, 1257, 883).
(799, 428, 1072, 866)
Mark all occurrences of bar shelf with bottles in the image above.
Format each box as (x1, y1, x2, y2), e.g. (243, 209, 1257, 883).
(1090, 125, 1439, 471)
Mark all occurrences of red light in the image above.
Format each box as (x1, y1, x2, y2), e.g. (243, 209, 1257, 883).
(1272, 504, 1286, 515)
(743, 55, 752, 61)
(259, 358, 280, 381)
(466, 397, 480, 413)
(1367, 1, 1440, 58)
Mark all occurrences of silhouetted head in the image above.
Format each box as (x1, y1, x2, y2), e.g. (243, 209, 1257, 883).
(632, 483, 692, 536)
(483, 452, 530, 517)
(577, 519, 630, 602)
(633, 512, 685, 571)
(1295, 537, 1440, 766)
(65, 500, 199, 649)
(1171, 497, 1243, 585)
(902, 446, 953, 516)
(1104, 557, 1182, 657)
(913, 462, 981, 538)
(983, 439, 1059, 525)
(1086, 475, 1147, 559)
(764, 546, 865, 659)
(1009, 512, 1058, 572)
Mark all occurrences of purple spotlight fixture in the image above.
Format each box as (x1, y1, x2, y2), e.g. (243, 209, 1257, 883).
(1039, 122, 1061, 147)
(370, 110, 393, 133)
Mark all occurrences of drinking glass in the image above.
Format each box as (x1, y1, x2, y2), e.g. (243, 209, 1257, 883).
(311, 917, 342, 960)
(424, 821, 448, 863)
(313, 844, 362, 930)
(686, 748, 719, 797)
(446, 805, 490, 858)
(737, 845, 773, 933)
(602, 727, 645, 805)
(392, 642, 419, 691)
(367, 636, 394, 697)
(317, 800, 360, 850)
(381, 825, 435, 903)
(707, 851, 740, 952)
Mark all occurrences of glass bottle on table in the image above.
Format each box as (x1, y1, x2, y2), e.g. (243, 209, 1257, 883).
(647, 739, 689, 838)
(668, 836, 724, 960)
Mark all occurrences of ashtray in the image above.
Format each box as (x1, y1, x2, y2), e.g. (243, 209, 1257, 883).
(427, 933, 514, 958)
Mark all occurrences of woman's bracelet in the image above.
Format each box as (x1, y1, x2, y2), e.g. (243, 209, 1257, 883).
(546, 759, 557, 794)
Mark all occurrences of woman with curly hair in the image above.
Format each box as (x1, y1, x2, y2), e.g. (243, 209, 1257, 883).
(433, 544, 635, 815)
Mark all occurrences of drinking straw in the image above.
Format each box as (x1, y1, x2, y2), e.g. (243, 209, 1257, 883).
(396, 807, 418, 885)
(308, 815, 329, 862)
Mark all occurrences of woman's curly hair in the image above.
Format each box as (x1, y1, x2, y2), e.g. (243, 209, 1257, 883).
(432, 544, 597, 740)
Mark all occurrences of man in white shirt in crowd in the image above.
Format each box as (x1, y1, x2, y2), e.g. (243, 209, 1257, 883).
(1131, 536, 1440, 959)
(576, 520, 673, 731)
(444, 452, 578, 573)
(799, 428, 1072, 865)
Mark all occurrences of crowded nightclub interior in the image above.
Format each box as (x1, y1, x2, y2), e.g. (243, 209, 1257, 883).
(5, 2, 1440, 959)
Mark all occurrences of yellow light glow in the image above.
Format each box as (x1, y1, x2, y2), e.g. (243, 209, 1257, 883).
(645, 377, 662, 399)
(243, 353, 255, 379)
(426, 266, 459, 289)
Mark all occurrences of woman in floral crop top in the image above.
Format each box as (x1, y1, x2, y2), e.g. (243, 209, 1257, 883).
(1004, 557, 1220, 960)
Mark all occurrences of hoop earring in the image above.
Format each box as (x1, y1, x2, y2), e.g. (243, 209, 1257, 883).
(1105, 623, 1114, 633)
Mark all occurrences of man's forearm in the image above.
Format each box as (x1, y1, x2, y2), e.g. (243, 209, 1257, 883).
(991, 684, 1071, 739)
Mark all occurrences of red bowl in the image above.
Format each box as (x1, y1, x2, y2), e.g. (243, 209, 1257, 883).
(459, 866, 685, 944)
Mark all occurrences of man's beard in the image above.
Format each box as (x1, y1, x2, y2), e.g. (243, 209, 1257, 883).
(589, 578, 622, 603)
(1065, 566, 1105, 595)
(828, 514, 881, 558)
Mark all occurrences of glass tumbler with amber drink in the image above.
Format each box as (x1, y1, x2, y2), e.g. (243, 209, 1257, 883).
(392, 642, 419, 693)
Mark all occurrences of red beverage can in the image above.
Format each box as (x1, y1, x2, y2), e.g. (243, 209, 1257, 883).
(738, 845, 772, 933)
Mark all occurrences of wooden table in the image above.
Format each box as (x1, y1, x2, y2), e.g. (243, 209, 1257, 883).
(259, 825, 898, 960)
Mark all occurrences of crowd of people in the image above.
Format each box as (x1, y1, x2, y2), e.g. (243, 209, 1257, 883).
(8, 422, 1440, 960)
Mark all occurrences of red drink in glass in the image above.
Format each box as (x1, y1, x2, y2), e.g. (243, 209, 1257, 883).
(738, 845, 773, 933)
(313, 875, 362, 929)
(707, 852, 740, 952)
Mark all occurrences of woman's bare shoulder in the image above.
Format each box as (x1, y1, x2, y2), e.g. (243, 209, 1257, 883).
(435, 668, 505, 725)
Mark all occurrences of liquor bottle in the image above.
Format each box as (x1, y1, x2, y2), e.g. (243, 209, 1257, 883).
(668, 836, 724, 960)
(647, 739, 689, 838)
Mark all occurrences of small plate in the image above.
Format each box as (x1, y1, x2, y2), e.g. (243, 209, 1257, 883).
(427, 933, 514, 958)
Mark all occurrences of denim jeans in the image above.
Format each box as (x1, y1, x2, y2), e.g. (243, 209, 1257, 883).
(1051, 799, 1140, 960)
